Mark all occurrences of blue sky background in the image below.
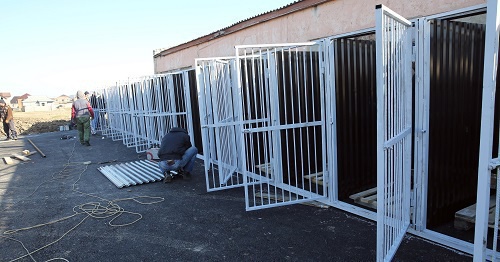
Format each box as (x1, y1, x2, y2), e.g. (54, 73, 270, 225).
(0, 0, 293, 98)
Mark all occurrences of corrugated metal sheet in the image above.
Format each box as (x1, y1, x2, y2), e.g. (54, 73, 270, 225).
(333, 37, 377, 200)
(98, 160, 164, 188)
(427, 19, 486, 227)
(188, 69, 204, 154)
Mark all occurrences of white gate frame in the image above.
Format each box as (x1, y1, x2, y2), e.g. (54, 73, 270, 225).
(196, 57, 245, 192)
(475, 0, 500, 260)
(235, 42, 329, 211)
(375, 5, 413, 261)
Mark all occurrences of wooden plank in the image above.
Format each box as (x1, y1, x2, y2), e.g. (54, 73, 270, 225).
(454, 195, 497, 230)
(304, 172, 325, 185)
(349, 187, 378, 210)
(255, 192, 330, 209)
(303, 172, 324, 179)
(360, 194, 378, 205)
(255, 163, 272, 175)
(11, 154, 30, 161)
(1, 150, 36, 159)
(3, 157, 13, 165)
(455, 195, 496, 222)
(349, 187, 377, 200)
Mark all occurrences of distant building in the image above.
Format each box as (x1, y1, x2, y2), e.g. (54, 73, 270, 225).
(0, 92, 12, 100)
(9, 93, 30, 109)
(54, 94, 72, 109)
(22, 95, 55, 112)
(54, 94, 71, 104)
(10, 96, 22, 109)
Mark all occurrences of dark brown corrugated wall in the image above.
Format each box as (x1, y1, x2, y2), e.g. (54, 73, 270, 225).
(427, 20, 486, 227)
(188, 70, 203, 154)
(333, 38, 378, 200)
(238, 52, 323, 186)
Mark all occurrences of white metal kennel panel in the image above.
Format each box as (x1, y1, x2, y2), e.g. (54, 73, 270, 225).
(129, 79, 150, 153)
(105, 85, 127, 142)
(235, 42, 328, 211)
(196, 57, 245, 191)
(375, 5, 413, 262)
(474, 0, 500, 260)
(101, 72, 194, 152)
(137, 72, 194, 152)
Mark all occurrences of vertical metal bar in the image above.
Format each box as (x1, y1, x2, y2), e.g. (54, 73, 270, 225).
(376, 8, 385, 259)
(474, 0, 500, 260)
(327, 38, 339, 203)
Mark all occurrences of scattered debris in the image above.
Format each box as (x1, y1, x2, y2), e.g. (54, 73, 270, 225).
(11, 154, 30, 162)
(3, 157, 13, 165)
(2, 150, 37, 165)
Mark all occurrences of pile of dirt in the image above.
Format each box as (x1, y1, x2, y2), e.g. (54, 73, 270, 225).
(0, 108, 72, 136)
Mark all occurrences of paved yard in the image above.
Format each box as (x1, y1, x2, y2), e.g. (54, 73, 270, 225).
(0, 131, 470, 261)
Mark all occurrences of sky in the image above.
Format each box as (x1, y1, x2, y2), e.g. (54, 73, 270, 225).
(0, 0, 294, 98)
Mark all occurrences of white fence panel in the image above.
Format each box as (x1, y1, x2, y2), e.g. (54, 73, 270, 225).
(235, 42, 328, 211)
(375, 4, 413, 262)
(197, 57, 245, 191)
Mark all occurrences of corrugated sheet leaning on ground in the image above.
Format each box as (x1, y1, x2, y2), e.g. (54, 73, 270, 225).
(98, 160, 164, 188)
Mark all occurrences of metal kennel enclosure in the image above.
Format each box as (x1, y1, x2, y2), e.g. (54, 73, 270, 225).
(197, 43, 329, 209)
(96, 70, 197, 153)
(195, 2, 500, 261)
(90, 1, 500, 260)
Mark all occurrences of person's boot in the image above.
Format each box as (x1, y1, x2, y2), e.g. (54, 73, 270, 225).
(163, 171, 173, 183)
(85, 141, 91, 146)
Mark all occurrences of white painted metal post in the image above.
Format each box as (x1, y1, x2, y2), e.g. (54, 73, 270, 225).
(375, 4, 413, 261)
(474, 0, 500, 260)
(323, 38, 339, 204)
(413, 17, 431, 233)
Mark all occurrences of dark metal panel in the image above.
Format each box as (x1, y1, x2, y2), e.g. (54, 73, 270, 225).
(188, 70, 203, 154)
(427, 20, 486, 227)
(275, 51, 323, 186)
(238, 50, 323, 188)
(334, 38, 377, 200)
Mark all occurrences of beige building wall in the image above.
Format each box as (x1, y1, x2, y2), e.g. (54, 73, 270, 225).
(154, 0, 484, 73)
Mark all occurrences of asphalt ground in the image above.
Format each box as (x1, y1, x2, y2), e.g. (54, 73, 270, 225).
(0, 130, 471, 261)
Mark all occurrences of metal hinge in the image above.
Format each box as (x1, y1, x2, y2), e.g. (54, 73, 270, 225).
(489, 158, 500, 170)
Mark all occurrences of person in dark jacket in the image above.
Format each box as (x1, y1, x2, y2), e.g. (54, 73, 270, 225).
(71, 90, 94, 146)
(157, 127, 198, 183)
(0, 99, 18, 140)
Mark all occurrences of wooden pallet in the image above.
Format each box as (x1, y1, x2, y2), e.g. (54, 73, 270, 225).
(255, 192, 329, 209)
(349, 187, 378, 210)
(303, 172, 326, 185)
(454, 195, 498, 231)
(255, 163, 272, 175)
(254, 164, 326, 186)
